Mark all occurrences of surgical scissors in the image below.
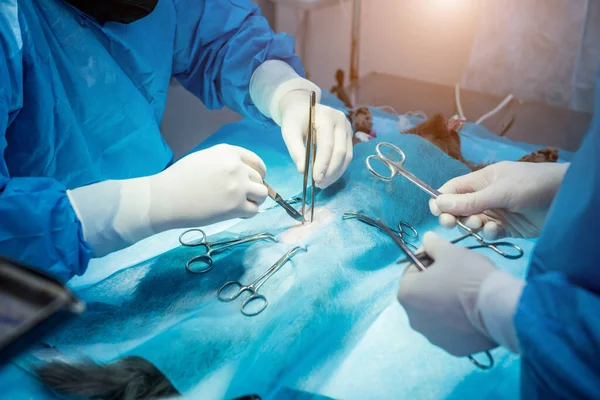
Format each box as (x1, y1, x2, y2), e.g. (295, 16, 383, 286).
(342, 212, 419, 251)
(217, 246, 307, 317)
(366, 142, 523, 260)
(179, 229, 278, 274)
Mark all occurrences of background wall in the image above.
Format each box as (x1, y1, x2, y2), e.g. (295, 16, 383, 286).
(161, 0, 599, 157)
(274, 0, 482, 90)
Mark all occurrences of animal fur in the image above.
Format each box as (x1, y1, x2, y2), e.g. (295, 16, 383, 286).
(35, 356, 178, 400)
(330, 69, 353, 109)
(403, 113, 559, 170)
(331, 70, 560, 168)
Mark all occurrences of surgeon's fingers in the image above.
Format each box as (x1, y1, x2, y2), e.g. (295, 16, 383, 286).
(281, 120, 307, 174)
(422, 231, 455, 260)
(439, 213, 458, 229)
(245, 165, 264, 185)
(240, 200, 260, 218)
(482, 221, 506, 240)
(437, 169, 488, 195)
(342, 132, 354, 172)
(429, 198, 442, 216)
(431, 171, 487, 217)
(246, 181, 268, 205)
(317, 122, 351, 188)
(313, 120, 335, 185)
(238, 147, 267, 179)
(440, 213, 485, 232)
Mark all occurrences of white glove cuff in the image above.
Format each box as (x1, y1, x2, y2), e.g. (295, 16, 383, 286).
(113, 178, 155, 245)
(67, 178, 155, 258)
(250, 60, 322, 126)
(476, 269, 526, 354)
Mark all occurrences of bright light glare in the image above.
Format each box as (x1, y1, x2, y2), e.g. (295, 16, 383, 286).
(421, 0, 473, 17)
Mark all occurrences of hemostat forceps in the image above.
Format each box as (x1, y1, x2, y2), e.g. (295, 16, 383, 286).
(301, 91, 317, 224)
(179, 229, 277, 274)
(342, 212, 426, 271)
(217, 246, 307, 317)
(342, 212, 419, 251)
(366, 142, 524, 260)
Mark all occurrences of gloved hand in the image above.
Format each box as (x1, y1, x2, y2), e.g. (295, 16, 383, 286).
(279, 90, 353, 189)
(429, 161, 569, 239)
(398, 232, 526, 355)
(250, 60, 353, 189)
(67, 144, 268, 257)
(397, 232, 499, 357)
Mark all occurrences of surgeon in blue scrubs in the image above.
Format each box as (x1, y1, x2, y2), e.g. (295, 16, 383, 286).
(397, 77, 600, 396)
(0, 0, 352, 282)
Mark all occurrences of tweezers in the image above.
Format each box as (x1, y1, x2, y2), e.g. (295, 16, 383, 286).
(302, 91, 317, 224)
(264, 181, 305, 223)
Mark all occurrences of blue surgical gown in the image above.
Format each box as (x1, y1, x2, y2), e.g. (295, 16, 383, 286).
(0, 0, 303, 282)
(514, 74, 600, 395)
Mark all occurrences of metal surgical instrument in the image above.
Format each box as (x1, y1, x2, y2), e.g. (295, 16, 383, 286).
(343, 212, 494, 370)
(217, 246, 307, 317)
(342, 212, 419, 251)
(179, 229, 278, 274)
(396, 231, 515, 265)
(366, 142, 524, 260)
(301, 91, 317, 224)
(342, 212, 426, 271)
(264, 181, 305, 223)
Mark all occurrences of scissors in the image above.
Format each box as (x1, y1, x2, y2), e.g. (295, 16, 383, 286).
(217, 246, 307, 316)
(179, 229, 278, 274)
(366, 142, 524, 260)
(301, 91, 318, 224)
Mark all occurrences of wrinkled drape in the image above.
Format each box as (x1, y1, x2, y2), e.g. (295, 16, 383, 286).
(462, 0, 600, 113)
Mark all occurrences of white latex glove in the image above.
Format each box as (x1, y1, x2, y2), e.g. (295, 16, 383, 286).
(397, 232, 524, 356)
(279, 90, 353, 189)
(250, 60, 353, 189)
(429, 161, 569, 239)
(67, 144, 268, 257)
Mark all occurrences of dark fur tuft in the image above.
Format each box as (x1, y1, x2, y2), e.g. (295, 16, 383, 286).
(34, 356, 178, 400)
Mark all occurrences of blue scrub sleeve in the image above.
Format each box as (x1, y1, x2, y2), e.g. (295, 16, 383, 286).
(0, 35, 92, 282)
(514, 272, 600, 398)
(171, 0, 305, 123)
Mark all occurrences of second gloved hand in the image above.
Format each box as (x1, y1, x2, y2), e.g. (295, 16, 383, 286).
(68, 144, 268, 257)
(429, 161, 569, 239)
(279, 90, 353, 189)
(148, 144, 269, 232)
(397, 232, 499, 357)
(248, 60, 353, 189)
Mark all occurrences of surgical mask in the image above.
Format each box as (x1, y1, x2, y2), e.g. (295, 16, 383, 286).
(65, 0, 158, 24)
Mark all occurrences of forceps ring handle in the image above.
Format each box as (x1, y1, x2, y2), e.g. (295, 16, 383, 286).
(218, 281, 246, 302)
(484, 241, 524, 260)
(186, 255, 214, 274)
(179, 229, 208, 247)
(241, 294, 268, 317)
(398, 221, 419, 239)
(468, 351, 494, 370)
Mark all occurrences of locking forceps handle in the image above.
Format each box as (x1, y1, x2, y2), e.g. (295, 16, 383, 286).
(253, 246, 307, 291)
